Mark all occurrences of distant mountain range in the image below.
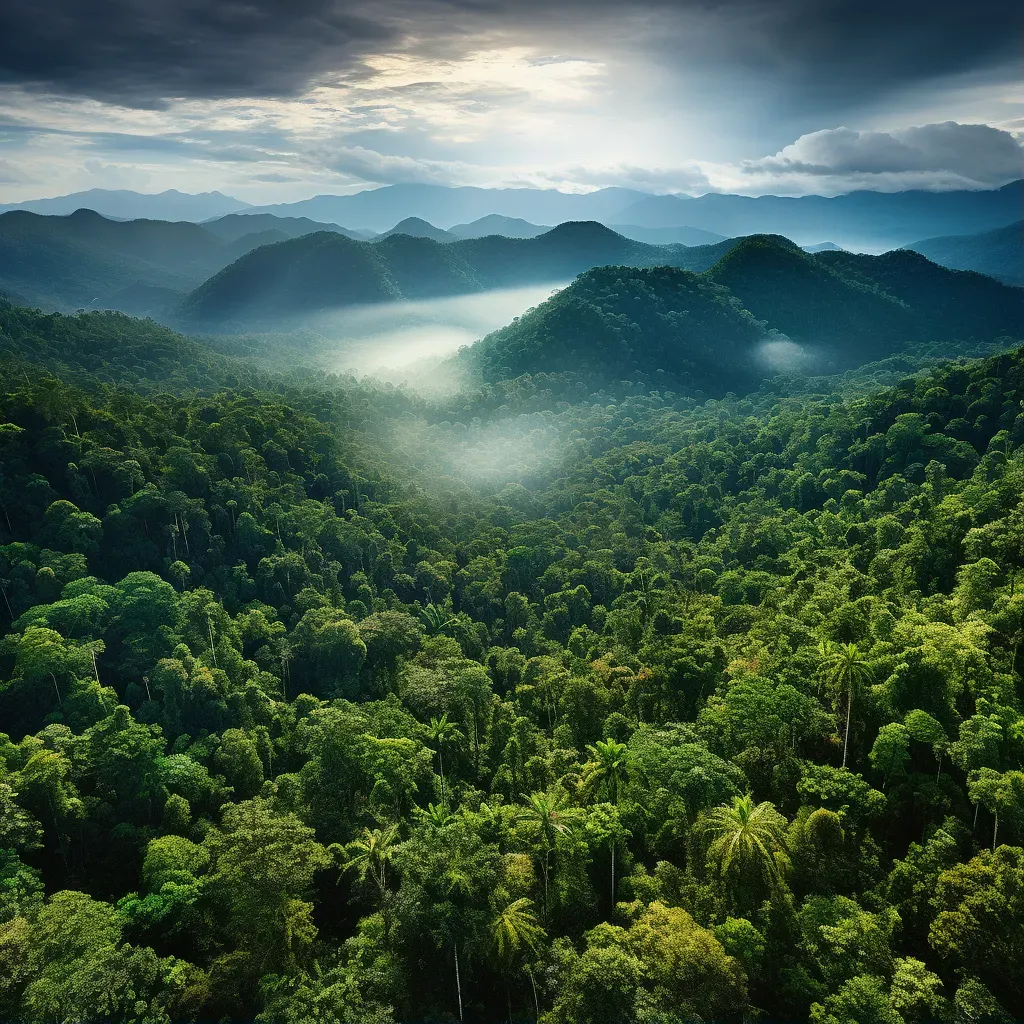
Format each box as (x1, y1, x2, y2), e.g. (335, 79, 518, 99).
(905, 221, 1022, 286)
(617, 182, 1023, 249)
(458, 235, 1024, 390)
(0, 208, 360, 313)
(0, 188, 250, 222)
(177, 222, 739, 326)
(2, 181, 1019, 251)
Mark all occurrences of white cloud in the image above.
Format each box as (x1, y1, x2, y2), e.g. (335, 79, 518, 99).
(736, 121, 1023, 191)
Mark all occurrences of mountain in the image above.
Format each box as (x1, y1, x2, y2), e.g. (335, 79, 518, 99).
(816, 247, 1024, 339)
(177, 221, 739, 326)
(458, 236, 1024, 391)
(904, 221, 1023, 286)
(709, 236, 1024, 356)
(803, 242, 844, 252)
(618, 181, 1024, 250)
(0, 208, 313, 313)
(241, 184, 653, 231)
(609, 224, 728, 246)
(0, 209, 199, 312)
(457, 265, 767, 389)
(0, 188, 250, 221)
(448, 214, 550, 239)
(202, 212, 371, 242)
(379, 217, 457, 242)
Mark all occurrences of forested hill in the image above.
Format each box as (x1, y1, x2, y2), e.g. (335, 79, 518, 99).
(457, 265, 767, 389)
(177, 222, 736, 326)
(1, 294, 1024, 1023)
(458, 239, 1024, 392)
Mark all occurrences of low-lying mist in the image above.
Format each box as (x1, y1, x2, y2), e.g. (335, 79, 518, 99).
(303, 282, 565, 380)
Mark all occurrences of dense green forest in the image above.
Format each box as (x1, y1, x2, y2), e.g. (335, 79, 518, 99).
(1, 270, 1023, 1024)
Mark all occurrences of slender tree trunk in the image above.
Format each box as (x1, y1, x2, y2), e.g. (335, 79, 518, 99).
(974, 802, 980, 829)
(453, 940, 464, 1022)
(610, 840, 616, 908)
(439, 747, 446, 804)
(50, 673, 62, 708)
(528, 967, 539, 1024)
(935, 749, 942, 783)
(842, 688, 853, 767)
(993, 808, 999, 852)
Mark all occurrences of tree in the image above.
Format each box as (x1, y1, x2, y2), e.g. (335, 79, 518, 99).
(966, 769, 1024, 850)
(820, 642, 874, 768)
(426, 713, 464, 804)
(338, 824, 400, 910)
(581, 738, 631, 903)
(491, 897, 544, 1022)
(518, 790, 577, 920)
(701, 793, 790, 890)
(205, 798, 330, 972)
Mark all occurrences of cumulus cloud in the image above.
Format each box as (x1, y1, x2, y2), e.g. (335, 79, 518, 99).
(738, 122, 1024, 192)
(318, 145, 479, 185)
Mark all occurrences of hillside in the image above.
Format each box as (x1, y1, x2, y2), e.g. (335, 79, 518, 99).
(380, 217, 457, 242)
(706, 235, 924, 357)
(448, 214, 550, 239)
(458, 238, 1024, 392)
(816, 247, 1024, 339)
(904, 220, 1023, 285)
(178, 231, 403, 322)
(178, 222, 738, 325)
(0, 209, 314, 313)
(456, 265, 767, 388)
(610, 223, 728, 246)
(202, 212, 370, 243)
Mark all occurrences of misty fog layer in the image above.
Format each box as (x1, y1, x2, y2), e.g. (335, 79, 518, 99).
(297, 282, 566, 377)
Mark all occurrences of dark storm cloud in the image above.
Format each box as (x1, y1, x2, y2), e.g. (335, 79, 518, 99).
(0, 0, 1018, 108)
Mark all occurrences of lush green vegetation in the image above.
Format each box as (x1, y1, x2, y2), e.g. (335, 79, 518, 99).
(457, 240, 1024, 393)
(178, 223, 737, 327)
(1, 270, 1023, 1024)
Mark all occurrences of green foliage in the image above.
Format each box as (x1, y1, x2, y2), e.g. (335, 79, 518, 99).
(0, 288, 1022, 1022)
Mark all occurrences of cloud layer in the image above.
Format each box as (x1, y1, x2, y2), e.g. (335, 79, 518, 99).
(0, 0, 1019, 202)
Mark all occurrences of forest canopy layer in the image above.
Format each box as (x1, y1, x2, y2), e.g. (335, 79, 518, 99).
(0, 265, 1023, 1024)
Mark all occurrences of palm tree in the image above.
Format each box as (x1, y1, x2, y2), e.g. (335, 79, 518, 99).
(701, 793, 789, 886)
(420, 602, 458, 635)
(519, 790, 576, 920)
(821, 641, 874, 767)
(427, 713, 464, 804)
(336, 824, 400, 902)
(492, 897, 545, 1023)
(582, 738, 631, 904)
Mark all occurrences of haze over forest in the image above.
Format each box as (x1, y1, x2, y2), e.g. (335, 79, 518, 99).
(0, 1, 1022, 1023)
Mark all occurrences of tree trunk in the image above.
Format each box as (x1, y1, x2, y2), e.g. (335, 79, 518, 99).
(610, 840, 616, 908)
(842, 687, 853, 767)
(453, 940, 464, 1022)
(439, 747, 446, 804)
(50, 673, 62, 708)
(993, 808, 999, 852)
(528, 967, 539, 1024)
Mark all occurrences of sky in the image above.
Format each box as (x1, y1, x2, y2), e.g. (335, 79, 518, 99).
(0, 0, 1020, 203)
